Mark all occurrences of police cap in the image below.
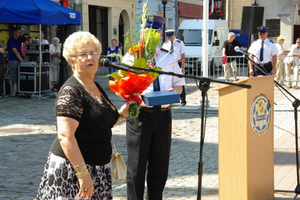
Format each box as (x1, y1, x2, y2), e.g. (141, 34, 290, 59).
(165, 29, 175, 37)
(146, 15, 166, 30)
(257, 26, 269, 33)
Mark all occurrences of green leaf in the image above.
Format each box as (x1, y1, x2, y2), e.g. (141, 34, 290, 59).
(149, 67, 162, 78)
(133, 58, 148, 69)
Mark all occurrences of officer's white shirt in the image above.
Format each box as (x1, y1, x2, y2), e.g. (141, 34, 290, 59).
(162, 38, 186, 61)
(41, 39, 49, 45)
(121, 50, 186, 107)
(248, 38, 279, 63)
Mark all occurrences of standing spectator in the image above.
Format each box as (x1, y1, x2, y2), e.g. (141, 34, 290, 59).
(49, 37, 61, 89)
(285, 38, 300, 89)
(222, 32, 242, 81)
(20, 33, 32, 60)
(275, 36, 288, 84)
(107, 39, 121, 80)
(163, 29, 187, 106)
(125, 15, 185, 200)
(0, 33, 5, 99)
(248, 26, 279, 76)
(7, 27, 27, 97)
(36, 31, 132, 199)
(38, 31, 49, 45)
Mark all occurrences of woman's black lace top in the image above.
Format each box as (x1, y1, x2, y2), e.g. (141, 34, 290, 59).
(50, 75, 119, 165)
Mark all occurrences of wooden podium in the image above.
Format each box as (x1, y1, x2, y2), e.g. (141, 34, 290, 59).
(216, 76, 274, 200)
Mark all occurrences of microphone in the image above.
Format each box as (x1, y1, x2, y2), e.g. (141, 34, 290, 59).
(100, 58, 137, 72)
(234, 46, 253, 56)
(234, 47, 269, 76)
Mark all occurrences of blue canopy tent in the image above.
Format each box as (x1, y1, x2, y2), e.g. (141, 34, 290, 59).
(0, 0, 81, 99)
(0, 0, 80, 25)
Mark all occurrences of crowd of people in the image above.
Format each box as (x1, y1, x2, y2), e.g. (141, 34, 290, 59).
(221, 26, 300, 88)
(1, 21, 300, 200)
(0, 27, 63, 97)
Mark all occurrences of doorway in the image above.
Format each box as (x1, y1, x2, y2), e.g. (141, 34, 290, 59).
(89, 5, 108, 55)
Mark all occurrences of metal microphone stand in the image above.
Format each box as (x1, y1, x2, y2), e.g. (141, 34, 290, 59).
(244, 54, 300, 199)
(273, 80, 300, 200)
(104, 61, 251, 199)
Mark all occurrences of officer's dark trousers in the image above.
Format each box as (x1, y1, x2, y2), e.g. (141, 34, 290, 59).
(126, 109, 172, 200)
(178, 61, 186, 103)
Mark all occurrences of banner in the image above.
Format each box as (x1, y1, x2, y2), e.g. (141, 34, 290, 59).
(50, 0, 68, 8)
(209, 0, 215, 17)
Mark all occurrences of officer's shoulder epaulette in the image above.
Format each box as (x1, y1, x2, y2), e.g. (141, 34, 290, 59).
(269, 39, 274, 43)
(176, 40, 182, 43)
(161, 48, 169, 53)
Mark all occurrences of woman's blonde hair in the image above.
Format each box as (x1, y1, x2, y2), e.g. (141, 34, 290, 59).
(63, 31, 102, 69)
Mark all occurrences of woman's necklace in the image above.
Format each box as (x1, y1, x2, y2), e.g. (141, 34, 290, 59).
(74, 75, 116, 111)
(75, 75, 94, 88)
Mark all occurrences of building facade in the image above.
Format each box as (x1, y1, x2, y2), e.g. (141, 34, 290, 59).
(227, 0, 300, 49)
(80, 0, 136, 54)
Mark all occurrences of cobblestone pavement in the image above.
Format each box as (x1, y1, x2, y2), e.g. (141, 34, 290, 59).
(0, 75, 299, 199)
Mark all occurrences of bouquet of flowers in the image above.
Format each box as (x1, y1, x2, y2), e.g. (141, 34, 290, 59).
(108, 0, 163, 117)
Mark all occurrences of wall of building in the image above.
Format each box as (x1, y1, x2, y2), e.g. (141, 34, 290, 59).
(178, 1, 203, 26)
(227, 0, 252, 30)
(82, 0, 135, 42)
(135, 0, 176, 31)
(259, 0, 296, 49)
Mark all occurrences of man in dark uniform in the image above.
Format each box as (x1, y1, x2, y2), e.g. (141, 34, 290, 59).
(248, 26, 279, 76)
(125, 15, 185, 200)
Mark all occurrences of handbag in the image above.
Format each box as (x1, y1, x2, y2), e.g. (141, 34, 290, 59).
(110, 137, 127, 182)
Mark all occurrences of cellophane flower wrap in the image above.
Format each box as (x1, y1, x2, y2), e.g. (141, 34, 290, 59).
(108, 0, 162, 118)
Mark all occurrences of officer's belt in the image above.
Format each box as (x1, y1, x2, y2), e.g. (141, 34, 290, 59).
(255, 61, 272, 66)
(140, 105, 172, 113)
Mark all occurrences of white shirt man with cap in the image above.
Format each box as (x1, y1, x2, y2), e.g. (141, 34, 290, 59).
(162, 29, 187, 106)
(248, 26, 278, 76)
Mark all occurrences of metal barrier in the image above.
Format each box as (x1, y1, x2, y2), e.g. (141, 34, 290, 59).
(184, 55, 249, 81)
(277, 55, 300, 86)
(97, 54, 300, 85)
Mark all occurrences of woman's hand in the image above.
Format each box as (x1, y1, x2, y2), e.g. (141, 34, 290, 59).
(119, 100, 135, 118)
(78, 174, 94, 198)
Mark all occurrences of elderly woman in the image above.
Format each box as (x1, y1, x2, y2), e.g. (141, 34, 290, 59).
(50, 37, 61, 87)
(36, 31, 131, 199)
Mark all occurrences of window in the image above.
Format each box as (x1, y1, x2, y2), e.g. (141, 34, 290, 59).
(266, 19, 280, 37)
(177, 29, 213, 46)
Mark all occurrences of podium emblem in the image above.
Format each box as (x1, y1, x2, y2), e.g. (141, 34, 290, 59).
(250, 94, 271, 135)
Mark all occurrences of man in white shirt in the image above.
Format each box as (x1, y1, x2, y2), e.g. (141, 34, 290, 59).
(285, 38, 300, 88)
(275, 36, 288, 84)
(248, 26, 279, 76)
(38, 31, 49, 45)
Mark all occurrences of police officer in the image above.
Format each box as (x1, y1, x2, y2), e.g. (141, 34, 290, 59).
(125, 16, 185, 200)
(248, 26, 279, 76)
(162, 29, 187, 106)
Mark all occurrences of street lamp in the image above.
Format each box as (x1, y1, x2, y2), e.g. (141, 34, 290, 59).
(252, 0, 259, 6)
(59, 0, 68, 87)
(162, 0, 168, 42)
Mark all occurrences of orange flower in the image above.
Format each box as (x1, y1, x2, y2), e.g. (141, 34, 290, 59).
(109, 71, 156, 104)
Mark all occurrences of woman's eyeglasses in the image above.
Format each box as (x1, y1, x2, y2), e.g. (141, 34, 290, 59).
(76, 51, 98, 60)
